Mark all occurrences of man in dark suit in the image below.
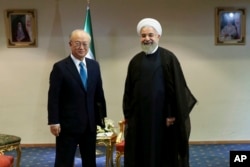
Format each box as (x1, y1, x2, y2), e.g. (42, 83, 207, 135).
(47, 29, 106, 167)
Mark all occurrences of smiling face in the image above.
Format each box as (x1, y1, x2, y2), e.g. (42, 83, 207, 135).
(69, 30, 91, 61)
(139, 26, 160, 54)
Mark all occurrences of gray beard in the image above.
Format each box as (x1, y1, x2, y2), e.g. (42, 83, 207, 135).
(141, 43, 157, 54)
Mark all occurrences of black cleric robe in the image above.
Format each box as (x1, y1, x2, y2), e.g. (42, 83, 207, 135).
(123, 47, 197, 167)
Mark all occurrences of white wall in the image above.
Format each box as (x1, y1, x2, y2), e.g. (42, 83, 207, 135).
(0, 0, 249, 144)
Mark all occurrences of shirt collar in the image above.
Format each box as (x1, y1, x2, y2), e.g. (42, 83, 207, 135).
(151, 45, 159, 54)
(70, 54, 86, 67)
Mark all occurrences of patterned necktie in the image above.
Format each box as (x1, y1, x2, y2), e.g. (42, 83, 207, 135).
(79, 62, 87, 89)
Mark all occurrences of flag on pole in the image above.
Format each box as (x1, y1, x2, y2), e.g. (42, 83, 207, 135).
(84, 4, 96, 59)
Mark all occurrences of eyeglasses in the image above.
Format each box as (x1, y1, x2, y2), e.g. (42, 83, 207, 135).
(71, 41, 89, 48)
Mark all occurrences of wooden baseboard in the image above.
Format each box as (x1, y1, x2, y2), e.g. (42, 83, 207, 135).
(21, 140, 250, 147)
(189, 140, 250, 145)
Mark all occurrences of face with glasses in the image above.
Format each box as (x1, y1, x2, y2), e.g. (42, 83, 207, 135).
(69, 30, 91, 61)
(140, 26, 160, 54)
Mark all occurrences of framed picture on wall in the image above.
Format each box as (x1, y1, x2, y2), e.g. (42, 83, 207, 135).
(4, 9, 37, 48)
(215, 7, 246, 45)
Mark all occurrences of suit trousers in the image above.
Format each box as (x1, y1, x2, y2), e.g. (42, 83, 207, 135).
(54, 128, 97, 167)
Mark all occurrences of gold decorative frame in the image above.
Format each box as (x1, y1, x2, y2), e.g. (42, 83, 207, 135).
(215, 7, 246, 45)
(4, 9, 37, 48)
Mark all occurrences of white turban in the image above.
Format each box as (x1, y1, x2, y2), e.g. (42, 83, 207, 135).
(137, 18, 162, 36)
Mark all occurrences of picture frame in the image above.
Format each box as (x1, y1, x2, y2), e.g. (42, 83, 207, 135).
(215, 7, 246, 45)
(4, 9, 37, 48)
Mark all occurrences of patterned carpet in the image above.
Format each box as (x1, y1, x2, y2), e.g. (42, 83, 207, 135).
(3, 144, 250, 167)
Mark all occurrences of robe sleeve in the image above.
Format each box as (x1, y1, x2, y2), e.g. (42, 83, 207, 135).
(161, 48, 197, 159)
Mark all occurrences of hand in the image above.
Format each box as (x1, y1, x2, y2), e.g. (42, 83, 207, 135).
(50, 125, 61, 136)
(124, 119, 128, 124)
(166, 117, 175, 127)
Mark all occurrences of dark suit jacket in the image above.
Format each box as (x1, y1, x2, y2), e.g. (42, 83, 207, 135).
(47, 56, 106, 133)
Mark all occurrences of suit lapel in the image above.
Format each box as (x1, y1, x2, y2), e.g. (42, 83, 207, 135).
(85, 58, 95, 91)
(65, 56, 86, 91)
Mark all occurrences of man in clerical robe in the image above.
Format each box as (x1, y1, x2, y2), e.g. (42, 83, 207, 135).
(123, 18, 197, 167)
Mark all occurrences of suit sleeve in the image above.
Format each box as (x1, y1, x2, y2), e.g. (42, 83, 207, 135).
(47, 63, 62, 125)
(94, 62, 107, 128)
